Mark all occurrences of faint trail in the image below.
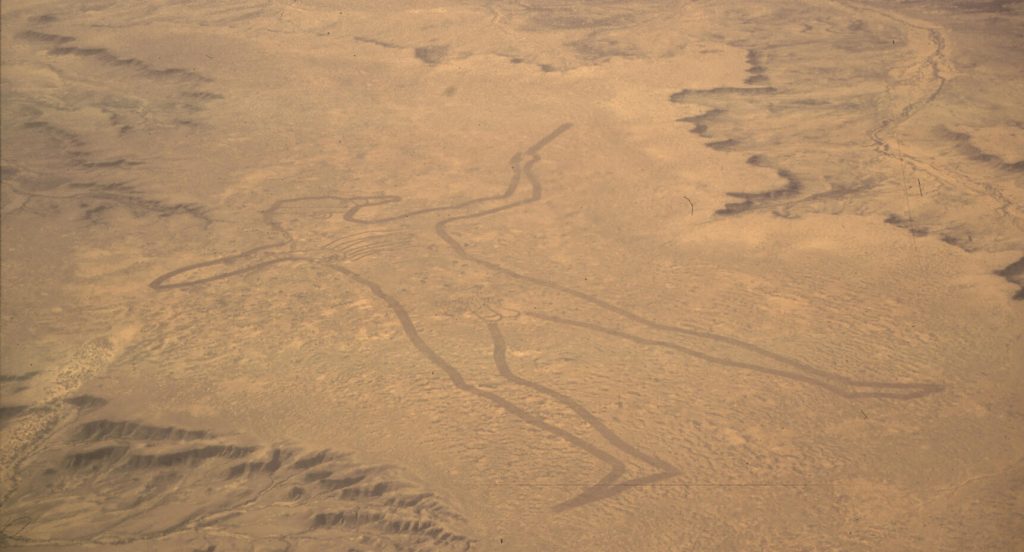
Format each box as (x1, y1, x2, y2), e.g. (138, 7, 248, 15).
(149, 245, 303, 290)
(487, 322, 674, 472)
(526, 312, 943, 400)
(321, 229, 396, 250)
(837, 0, 1021, 228)
(318, 261, 630, 507)
(487, 322, 680, 510)
(321, 231, 413, 260)
(828, 0, 951, 146)
(431, 128, 941, 398)
(148, 122, 943, 511)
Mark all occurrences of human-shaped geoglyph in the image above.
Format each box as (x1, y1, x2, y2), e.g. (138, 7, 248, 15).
(152, 124, 943, 510)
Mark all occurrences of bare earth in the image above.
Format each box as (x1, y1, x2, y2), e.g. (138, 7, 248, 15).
(1, 1, 1022, 550)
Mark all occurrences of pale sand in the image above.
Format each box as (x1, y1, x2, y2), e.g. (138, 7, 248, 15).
(1, 1, 1022, 550)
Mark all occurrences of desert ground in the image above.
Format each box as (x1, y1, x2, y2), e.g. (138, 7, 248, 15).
(1, 0, 1022, 550)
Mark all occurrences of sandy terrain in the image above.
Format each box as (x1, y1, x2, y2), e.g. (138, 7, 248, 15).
(1, 0, 1022, 550)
